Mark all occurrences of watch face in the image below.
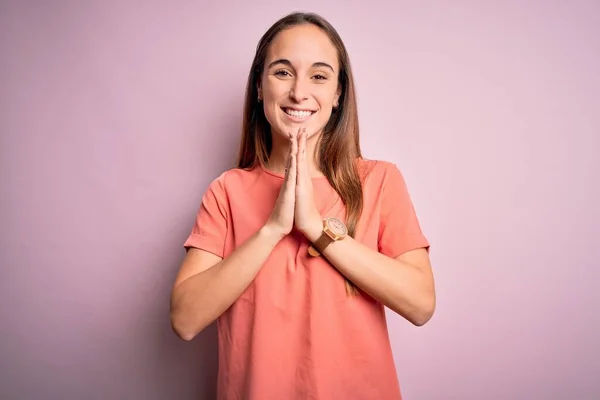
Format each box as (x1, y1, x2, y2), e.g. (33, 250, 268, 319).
(327, 218, 347, 236)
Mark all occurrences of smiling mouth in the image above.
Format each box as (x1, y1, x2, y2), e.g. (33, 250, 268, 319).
(282, 107, 315, 119)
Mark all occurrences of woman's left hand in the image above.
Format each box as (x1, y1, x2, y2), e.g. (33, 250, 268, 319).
(293, 127, 323, 242)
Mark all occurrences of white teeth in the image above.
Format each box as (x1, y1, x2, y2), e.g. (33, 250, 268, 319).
(285, 109, 313, 118)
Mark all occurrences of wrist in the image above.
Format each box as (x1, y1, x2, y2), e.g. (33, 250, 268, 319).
(306, 217, 349, 256)
(302, 219, 324, 243)
(259, 224, 287, 244)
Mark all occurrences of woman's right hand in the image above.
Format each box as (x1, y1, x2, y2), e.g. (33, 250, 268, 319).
(264, 131, 297, 239)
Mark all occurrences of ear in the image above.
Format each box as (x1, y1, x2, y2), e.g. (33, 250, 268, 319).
(257, 83, 262, 101)
(333, 85, 342, 108)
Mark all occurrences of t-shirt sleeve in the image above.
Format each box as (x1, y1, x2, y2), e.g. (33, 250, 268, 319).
(378, 163, 430, 258)
(183, 174, 228, 258)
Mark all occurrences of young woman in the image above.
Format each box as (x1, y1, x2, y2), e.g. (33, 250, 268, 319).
(170, 12, 436, 400)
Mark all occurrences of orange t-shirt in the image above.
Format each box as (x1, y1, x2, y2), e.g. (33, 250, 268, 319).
(184, 159, 429, 400)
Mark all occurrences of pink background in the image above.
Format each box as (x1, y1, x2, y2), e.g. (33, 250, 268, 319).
(1, 1, 599, 399)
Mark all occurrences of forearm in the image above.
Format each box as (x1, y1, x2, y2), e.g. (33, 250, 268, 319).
(306, 227, 435, 325)
(171, 226, 283, 339)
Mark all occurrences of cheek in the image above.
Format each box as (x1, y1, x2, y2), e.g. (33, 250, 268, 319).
(260, 87, 281, 119)
(260, 95, 285, 132)
(316, 88, 338, 109)
(262, 104, 279, 130)
(262, 78, 289, 100)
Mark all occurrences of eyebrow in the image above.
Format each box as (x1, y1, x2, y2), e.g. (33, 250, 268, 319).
(267, 58, 335, 73)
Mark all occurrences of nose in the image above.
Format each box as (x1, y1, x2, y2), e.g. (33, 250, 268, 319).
(289, 78, 308, 102)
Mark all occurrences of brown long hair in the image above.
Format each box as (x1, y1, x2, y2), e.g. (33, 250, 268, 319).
(236, 12, 363, 295)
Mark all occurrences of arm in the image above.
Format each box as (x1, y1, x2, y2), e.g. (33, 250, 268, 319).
(305, 226, 435, 326)
(293, 135, 435, 326)
(171, 138, 297, 341)
(170, 225, 283, 341)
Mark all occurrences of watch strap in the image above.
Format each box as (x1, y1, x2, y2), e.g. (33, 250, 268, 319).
(308, 233, 333, 257)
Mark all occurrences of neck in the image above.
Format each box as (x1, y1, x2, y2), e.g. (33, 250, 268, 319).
(266, 132, 324, 178)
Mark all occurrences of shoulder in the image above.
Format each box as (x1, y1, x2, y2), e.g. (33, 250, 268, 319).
(357, 158, 403, 186)
(211, 167, 254, 184)
(204, 166, 261, 197)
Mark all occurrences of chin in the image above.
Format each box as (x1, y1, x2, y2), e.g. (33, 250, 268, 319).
(272, 122, 324, 140)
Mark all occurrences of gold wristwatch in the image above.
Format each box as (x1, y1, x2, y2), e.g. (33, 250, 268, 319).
(308, 217, 348, 257)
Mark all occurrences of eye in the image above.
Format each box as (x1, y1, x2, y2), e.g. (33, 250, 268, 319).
(274, 69, 291, 77)
(312, 74, 327, 81)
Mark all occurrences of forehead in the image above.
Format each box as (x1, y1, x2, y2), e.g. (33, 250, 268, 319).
(266, 24, 339, 70)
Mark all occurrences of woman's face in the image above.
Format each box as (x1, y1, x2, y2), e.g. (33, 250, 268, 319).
(260, 24, 341, 141)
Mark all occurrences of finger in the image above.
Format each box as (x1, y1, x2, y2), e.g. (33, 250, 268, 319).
(285, 131, 298, 188)
(284, 132, 293, 175)
(301, 127, 307, 159)
(297, 127, 307, 187)
(291, 130, 298, 170)
(295, 128, 301, 187)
